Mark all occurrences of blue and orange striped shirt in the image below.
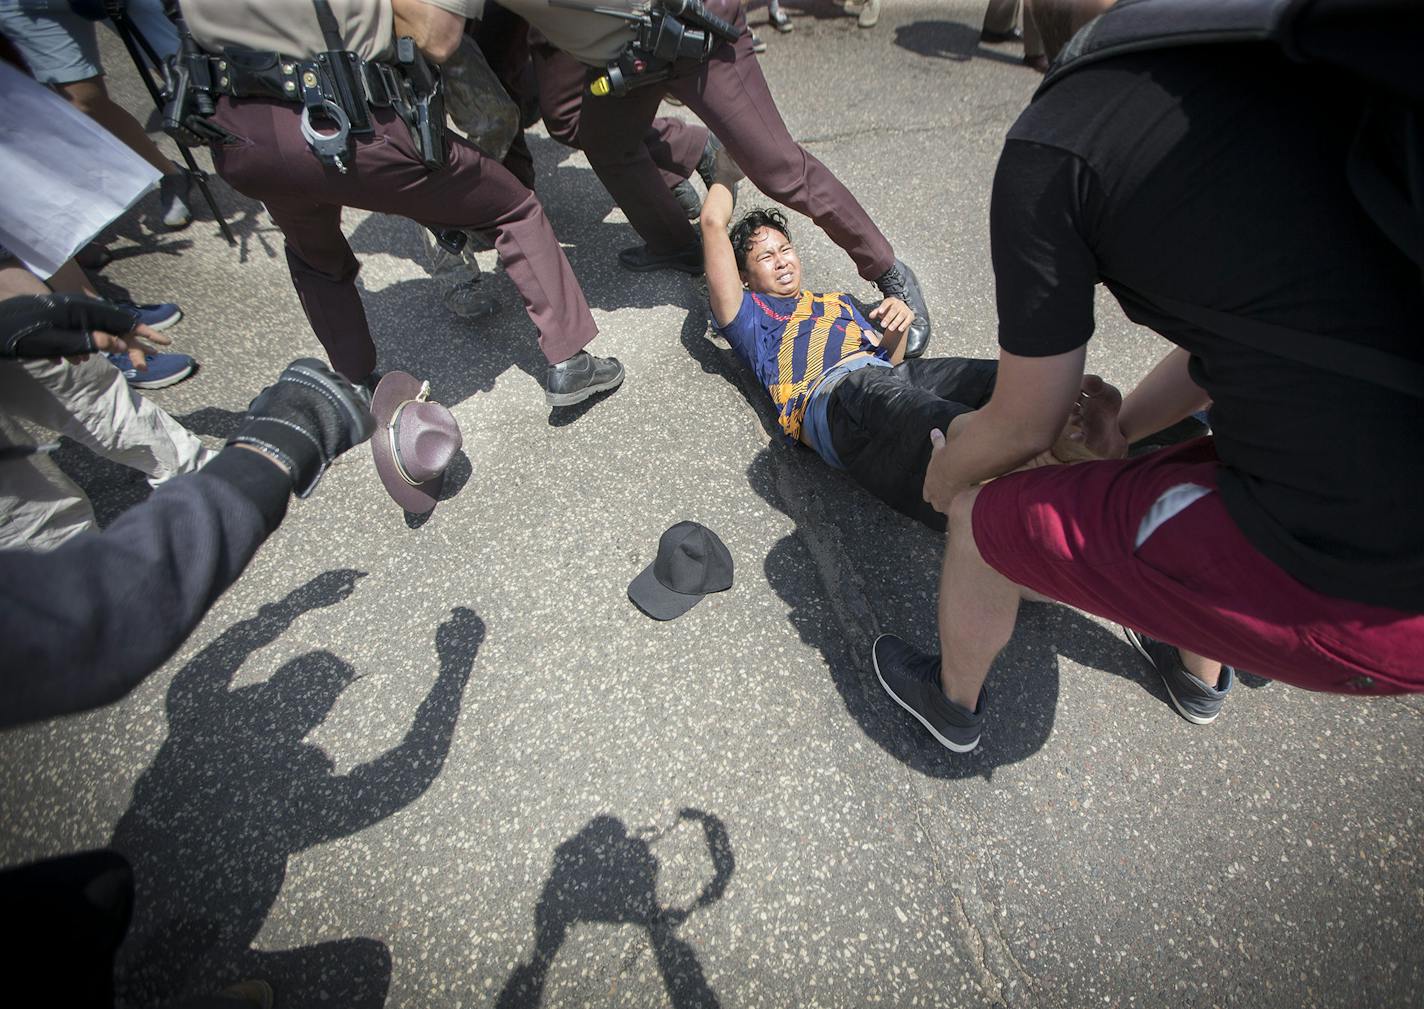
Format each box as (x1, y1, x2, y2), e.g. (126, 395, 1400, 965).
(717, 290, 890, 442)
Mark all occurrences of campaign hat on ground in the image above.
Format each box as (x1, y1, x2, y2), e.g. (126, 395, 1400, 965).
(628, 521, 734, 620)
(370, 371, 462, 514)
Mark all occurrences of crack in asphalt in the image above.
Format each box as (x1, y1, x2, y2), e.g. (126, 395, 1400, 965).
(798, 123, 960, 147)
(745, 357, 1036, 1005)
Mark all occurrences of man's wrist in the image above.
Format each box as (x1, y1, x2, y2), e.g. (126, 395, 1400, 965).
(231, 442, 294, 481)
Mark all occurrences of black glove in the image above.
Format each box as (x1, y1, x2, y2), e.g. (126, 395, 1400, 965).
(0, 294, 137, 360)
(229, 359, 376, 498)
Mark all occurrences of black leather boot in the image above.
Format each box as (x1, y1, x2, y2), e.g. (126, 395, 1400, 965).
(874, 259, 932, 358)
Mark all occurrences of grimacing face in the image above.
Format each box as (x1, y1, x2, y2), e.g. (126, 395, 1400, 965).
(741, 226, 802, 298)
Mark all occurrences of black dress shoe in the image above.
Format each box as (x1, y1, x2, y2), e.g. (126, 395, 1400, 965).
(546, 351, 625, 407)
(874, 259, 932, 358)
(980, 26, 1023, 44)
(617, 244, 703, 275)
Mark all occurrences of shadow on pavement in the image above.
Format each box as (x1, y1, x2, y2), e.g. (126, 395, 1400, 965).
(175, 405, 245, 441)
(404, 448, 474, 528)
(496, 809, 733, 1009)
(51, 440, 153, 529)
(111, 570, 483, 1008)
(893, 20, 1029, 67)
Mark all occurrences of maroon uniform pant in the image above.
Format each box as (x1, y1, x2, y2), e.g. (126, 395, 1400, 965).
(566, 8, 896, 279)
(210, 97, 598, 380)
(530, 39, 709, 255)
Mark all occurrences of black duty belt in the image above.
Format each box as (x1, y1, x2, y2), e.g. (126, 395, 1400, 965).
(163, 0, 448, 174)
(191, 51, 403, 110)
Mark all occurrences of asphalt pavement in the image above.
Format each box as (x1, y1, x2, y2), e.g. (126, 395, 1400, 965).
(2, 3, 1421, 1007)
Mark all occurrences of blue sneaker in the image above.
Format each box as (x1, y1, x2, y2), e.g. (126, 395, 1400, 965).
(107, 352, 196, 390)
(115, 300, 183, 331)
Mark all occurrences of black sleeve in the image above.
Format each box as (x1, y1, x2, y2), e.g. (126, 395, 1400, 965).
(0, 448, 291, 729)
(990, 139, 1102, 357)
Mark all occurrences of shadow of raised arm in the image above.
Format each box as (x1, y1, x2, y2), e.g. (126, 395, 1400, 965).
(305, 607, 484, 844)
(166, 569, 366, 728)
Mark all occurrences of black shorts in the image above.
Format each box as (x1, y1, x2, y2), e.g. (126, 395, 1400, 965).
(826, 357, 997, 530)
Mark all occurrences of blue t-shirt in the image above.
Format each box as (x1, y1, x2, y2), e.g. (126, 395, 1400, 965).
(717, 289, 891, 446)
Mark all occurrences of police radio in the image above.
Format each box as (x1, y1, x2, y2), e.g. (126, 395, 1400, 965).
(550, 0, 741, 98)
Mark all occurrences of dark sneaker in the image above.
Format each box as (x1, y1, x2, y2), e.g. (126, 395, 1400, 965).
(750, 32, 767, 53)
(695, 134, 725, 192)
(769, 4, 793, 32)
(107, 351, 196, 390)
(872, 633, 985, 753)
(159, 171, 192, 229)
(546, 351, 625, 407)
(1123, 627, 1234, 725)
(114, 300, 182, 331)
(873, 259, 932, 358)
(617, 243, 703, 275)
(671, 178, 702, 219)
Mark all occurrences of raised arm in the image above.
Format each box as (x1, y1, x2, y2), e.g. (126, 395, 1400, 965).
(698, 150, 747, 328)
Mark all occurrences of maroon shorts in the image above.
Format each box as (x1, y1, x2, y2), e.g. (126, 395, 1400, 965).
(971, 438, 1424, 694)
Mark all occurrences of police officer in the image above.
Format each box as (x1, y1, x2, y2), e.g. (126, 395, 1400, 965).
(178, 0, 625, 406)
(499, 0, 935, 356)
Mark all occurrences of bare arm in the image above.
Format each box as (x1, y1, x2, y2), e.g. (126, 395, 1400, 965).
(391, 0, 467, 63)
(922, 346, 1088, 514)
(699, 155, 746, 328)
(1116, 346, 1211, 443)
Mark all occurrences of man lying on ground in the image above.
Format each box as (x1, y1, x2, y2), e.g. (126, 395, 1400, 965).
(698, 161, 1125, 534)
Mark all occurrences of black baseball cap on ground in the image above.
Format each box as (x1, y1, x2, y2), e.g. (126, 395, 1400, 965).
(628, 521, 734, 621)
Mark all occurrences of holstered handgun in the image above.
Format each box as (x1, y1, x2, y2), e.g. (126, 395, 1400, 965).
(396, 36, 449, 171)
(161, 23, 239, 147)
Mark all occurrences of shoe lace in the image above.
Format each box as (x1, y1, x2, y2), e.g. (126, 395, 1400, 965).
(876, 263, 907, 300)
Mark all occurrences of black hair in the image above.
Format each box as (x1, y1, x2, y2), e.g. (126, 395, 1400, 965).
(729, 207, 792, 272)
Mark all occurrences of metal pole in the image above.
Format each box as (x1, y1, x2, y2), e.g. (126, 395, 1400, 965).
(108, 12, 237, 247)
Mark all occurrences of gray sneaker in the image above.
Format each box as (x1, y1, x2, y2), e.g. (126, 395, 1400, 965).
(546, 351, 625, 407)
(1123, 627, 1234, 725)
(159, 171, 192, 229)
(872, 633, 985, 752)
(671, 178, 702, 219)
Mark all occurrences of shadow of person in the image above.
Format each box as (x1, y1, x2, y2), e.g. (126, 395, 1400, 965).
(893, 20, 1026, 66)
(759, 519, 1157, 779)
(110, 570, 484, 1008)
(496, 809, 734, 1009)
(174, 406, 247, 441)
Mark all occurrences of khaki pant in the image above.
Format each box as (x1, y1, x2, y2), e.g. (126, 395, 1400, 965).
(0, 356, 209, 550)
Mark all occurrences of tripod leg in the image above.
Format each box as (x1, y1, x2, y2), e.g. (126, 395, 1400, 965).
(110, 13, 237, 246)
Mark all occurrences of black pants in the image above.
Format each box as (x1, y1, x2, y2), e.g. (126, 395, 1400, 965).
(826, 358, 998, 531)
(0, 849, 132, 1004)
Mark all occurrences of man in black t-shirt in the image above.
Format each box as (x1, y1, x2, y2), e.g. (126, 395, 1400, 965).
(872, 10, 1424, 754)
